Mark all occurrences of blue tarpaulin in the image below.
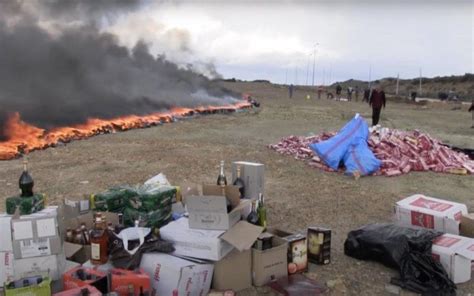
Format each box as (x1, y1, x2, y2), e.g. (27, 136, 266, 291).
(309, 114, 381, 176)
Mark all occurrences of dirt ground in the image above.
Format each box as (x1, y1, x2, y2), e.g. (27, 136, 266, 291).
(0, 82, 473, 295)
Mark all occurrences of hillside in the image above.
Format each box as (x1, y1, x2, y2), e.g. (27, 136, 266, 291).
(333, 73, 474, 101)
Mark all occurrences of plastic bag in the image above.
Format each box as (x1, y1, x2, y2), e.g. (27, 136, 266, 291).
(343, 139, 381, 176)
(344, 224, 456, 296)
(310, 115, 368, 170)
(108, 229, 174, 270)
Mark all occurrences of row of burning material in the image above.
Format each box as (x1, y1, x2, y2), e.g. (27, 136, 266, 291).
(0, 160, 331, 295)
(270, 122, 474, 176)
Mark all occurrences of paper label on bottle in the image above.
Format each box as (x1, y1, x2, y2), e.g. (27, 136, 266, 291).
(20, 238, 51, 258)
(91, 243, 100, 260)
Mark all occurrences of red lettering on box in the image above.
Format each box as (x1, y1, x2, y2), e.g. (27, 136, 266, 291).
(409, 197, 453, 212)
(433, 236, 462, 248)
(154, 263, 161, 282)
(454, 211, 462, 222)
(411, 211, 434, 229)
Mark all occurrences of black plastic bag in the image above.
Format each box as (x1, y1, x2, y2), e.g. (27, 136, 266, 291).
(344, 223, 456, 296)
(108, 230, 174, 270)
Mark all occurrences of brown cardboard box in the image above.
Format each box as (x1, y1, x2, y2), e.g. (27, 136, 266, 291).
(212, 249, 252, 292)
(252, 236, 288, 286)
(460, 213, 474, 238)
(187, 185, 250, 231)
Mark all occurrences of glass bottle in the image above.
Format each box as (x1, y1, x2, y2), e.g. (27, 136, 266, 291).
(246, 200, 259, 225)
(128, 284, 134, 296)
(216, 160, 227, 186)
(75, 228, 85, 245)
(90, 216, 108, 264)
(19, 159, 34, 197)
(80, 223, 89, 244)
(115, 213, 125, 234)
(233, 165, 245, 198)
(257, 193, 267, 230)
(66, 228, 74, 243)
(139, 287, 145, 296)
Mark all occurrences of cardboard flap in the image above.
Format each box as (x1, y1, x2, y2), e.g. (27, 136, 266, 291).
(187, 195, 227, 213)
(232, 199, 251, 213)
(220, 221, 263, 251)
(64, 241, 83, 258)
(202, 184, 240, 207)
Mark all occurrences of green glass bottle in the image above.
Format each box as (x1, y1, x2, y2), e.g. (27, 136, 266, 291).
(257, 193, 267, 230)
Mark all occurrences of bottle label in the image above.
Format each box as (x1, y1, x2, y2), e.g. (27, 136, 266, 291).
(91, 243, 101, 260)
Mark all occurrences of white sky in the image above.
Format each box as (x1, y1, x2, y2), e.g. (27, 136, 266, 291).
(106, 0, 474, 84)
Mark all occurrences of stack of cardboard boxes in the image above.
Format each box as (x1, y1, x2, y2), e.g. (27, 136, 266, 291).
(0, 207, 66, 295)
(394, 194, 474, 284)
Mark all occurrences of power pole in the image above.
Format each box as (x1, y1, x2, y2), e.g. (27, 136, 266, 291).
(418, 68, 422, 96)
(306, 54, 310, 85)
(322, 68, 326, 86)
(396, 73, 400, 95)
(312, 43, 319, 87)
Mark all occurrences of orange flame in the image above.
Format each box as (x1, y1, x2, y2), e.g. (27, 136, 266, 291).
(0, 101, 251, 160)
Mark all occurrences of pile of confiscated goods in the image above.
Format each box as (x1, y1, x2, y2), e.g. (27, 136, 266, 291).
(1, 160, 329, 295)
(344, 194, 474, 295)
(269, 114, 474, 177)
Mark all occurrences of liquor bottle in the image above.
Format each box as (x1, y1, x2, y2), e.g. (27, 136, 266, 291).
(216, 160, 227, 186)
(66, 228, 74, 243)
(257, 193, 267, 230)
(115, 213, 125, 234)
(233, 165, 245, 198)
(128, 284, 134, 296)
(246, 200, 259, 225)
(75, 228, 85, 245)
(139, 286, 146, 296)
(19, 159, 34, 197)
(80, 223, 90, 244)
(90, 216, 108, 264)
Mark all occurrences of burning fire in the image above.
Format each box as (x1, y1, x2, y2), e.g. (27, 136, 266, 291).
(0, 101, 251, 160)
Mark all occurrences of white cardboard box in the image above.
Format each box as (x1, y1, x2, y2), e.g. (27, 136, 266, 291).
(11, 206, 62, 259)
(14, 253, 66, 281)
(431, 233, 474, 283)
(0, 214, 13, 252)
(0, 251, 14, 286)
(140, 253, 214, 296)
(394, 194, 468, 234)
(231, 161, 264, 199)
(160, 218, 262, 261)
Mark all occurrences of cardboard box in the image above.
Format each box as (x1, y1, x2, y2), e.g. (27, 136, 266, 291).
(140, 253, 214, 296)
(252, 236, 288, 286)
(63, 267, 108, 293)
(63, 198, 91, 217)
(110, 268, 151, 296)
(11, 207, 62, 259)
(63, 211, 118, 264)
(0, 252, 14, 287)
(460, 213, 474, 238)
(14, 253, 65, 281)
(267, 228, 308, 274)
(187, 185, 251, 230)
(4, 277, 51, 296)
(212, 249, 252, 292)
(231, 162, 264, 199)
(394, 194, 468, 234)
(307, 227, 331, 265)
(0, 215, 13, 252)
(431, 233, 474, 283)
(160, 217, 262, 261)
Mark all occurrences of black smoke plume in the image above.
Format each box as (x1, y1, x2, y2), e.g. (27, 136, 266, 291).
(0, 0, 240, 140)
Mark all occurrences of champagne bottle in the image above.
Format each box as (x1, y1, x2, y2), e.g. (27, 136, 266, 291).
(19, 159, 34, 197)
(216, 160, 227, 186)
(246, 200, 259, 225)
(233, 165, 245, 198)
(257, 193, 267, 229)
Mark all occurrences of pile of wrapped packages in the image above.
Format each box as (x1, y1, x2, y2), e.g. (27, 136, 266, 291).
(269, 114, 474, 177)
(0, 162, 329, 296)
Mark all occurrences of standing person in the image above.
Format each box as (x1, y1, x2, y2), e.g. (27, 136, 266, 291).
(363, 88, 370, 103)
(347, 87, 353, 101)
(289, 84, 294, 99)
(469, 99, 474, 128)
(369, 85, 386, 126)
(336, 84, 342, 100)
(355, 86, 360, 101)
(317, 85, 323, 99)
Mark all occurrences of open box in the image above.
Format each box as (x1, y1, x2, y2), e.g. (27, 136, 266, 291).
(267, 228, 308, 274)
(252, 236, 288, 286)
(187, 184, 250, 231)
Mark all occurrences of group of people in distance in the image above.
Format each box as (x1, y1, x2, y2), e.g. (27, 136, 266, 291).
(287, 83, 386, 126)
